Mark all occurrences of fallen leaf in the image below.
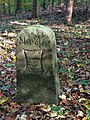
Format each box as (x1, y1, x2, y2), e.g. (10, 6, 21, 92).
(41, 105, 51, 112)
(77, 111, 84, 117)
(48, 111, 57, 117)
(0, 98, 8, 104)
(59, 94, 66, 99)
(82, 116, 88, 120)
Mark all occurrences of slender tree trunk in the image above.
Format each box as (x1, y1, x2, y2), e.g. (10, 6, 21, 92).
(48, 0, 50, 10)
(59, 0, 63, 8)
(48, 0, 50, 6)
(65, 0, 74, 24)
(48, 0, 50, 4)
(52, 0, 54, 6)
(15, 0, 22, 13)
(42, 0, 46, 10)
(3, 0, 6, 15)
(32, 0, 37, 18)
(8, 0, 11, 15)
(74, 0, 77, 6)
(24, 0, 26, 12)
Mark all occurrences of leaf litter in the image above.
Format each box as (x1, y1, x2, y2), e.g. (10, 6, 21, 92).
(0, 17, 90, 119)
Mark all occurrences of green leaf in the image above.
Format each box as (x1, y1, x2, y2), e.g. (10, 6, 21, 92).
(7, 53, 10, 56)
(11, 64, 15, 66)
(80, 80, 87, 85)
(79, 50, 88, 53)
(6, 63, 11, 67)
(87, 106, 90, 110)
(65, 110, 71, 113)
(58, 111, 63, 116)
(87, 110, 90, 119)
(2, 85, 11, 90)
(51, 105, 61, 112)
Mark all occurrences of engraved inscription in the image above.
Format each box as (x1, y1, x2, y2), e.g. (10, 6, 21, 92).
(16, 25, 60, 104)
(17, 31, 49, 49)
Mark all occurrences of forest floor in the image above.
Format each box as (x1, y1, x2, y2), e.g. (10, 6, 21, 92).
(0, 6, 90, 120)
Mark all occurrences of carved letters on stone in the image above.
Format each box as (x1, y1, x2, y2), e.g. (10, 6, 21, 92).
(16, 25, 60, 104)
(17, 31, 49, 49)
(16, 29, 52, 74)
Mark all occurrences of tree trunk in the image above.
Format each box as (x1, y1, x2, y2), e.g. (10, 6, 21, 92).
(15, 0, 22, 13)
(52, 0, 54, 6)
(32, 0, 37, 18)
(65, 0, 74, 24)
(48, 0, 50, 4)
(48, 0, 50, 6)
(24, 0, 26, 12)
(42, 0, 46, 10)
(74, 0, 77, 6)
(59, 0, 63, 8)
(3, 0, 6, 15)
(8, 0, 11, 15)
(48, 0, 50, 10)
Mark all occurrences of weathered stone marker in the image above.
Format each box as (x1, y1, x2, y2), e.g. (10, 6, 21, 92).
(16, 25, 60, 104)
